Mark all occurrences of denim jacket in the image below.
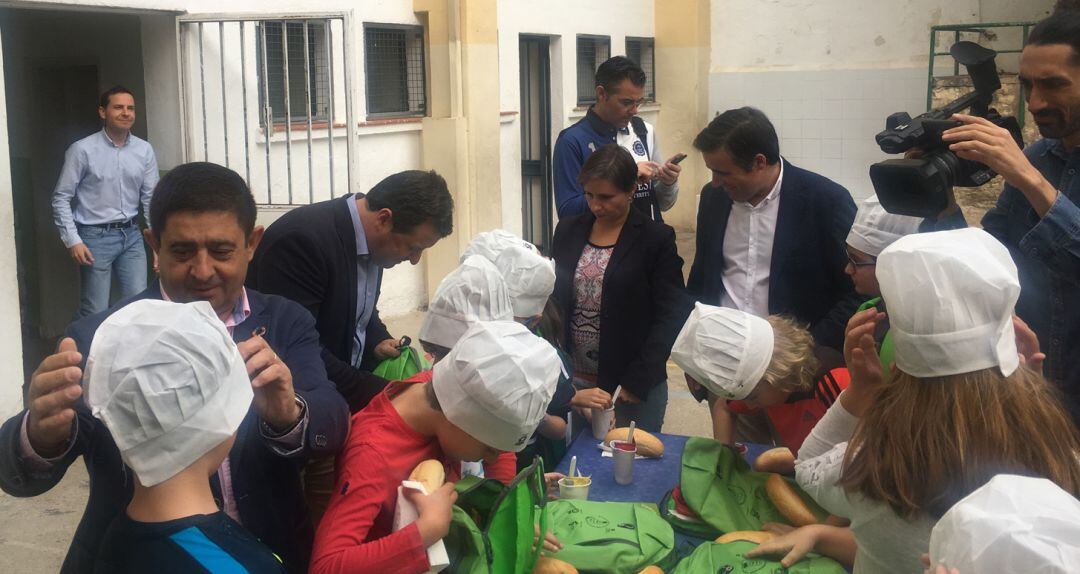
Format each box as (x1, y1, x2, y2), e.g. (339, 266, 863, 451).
(982, 137, 1080, 421)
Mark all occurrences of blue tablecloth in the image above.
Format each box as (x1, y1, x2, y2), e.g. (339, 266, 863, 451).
(552, 429, 770, 506)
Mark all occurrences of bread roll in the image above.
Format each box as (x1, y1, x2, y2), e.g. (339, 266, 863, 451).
(714, 530, 776, 544)
(408, 459, 445, 494)
(765, 473, 818, 526)
(637, 566, 665, 574)
(753, 447, 795, 474)
(533, 556, 579, 574)
(603, 427, 665, 457)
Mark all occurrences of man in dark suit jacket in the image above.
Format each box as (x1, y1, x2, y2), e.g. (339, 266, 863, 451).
(0, 163, 349, 573)
(688, 107, 859, 351)
(248, 170, 454, 413)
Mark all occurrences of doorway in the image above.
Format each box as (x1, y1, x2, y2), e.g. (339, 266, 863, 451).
(519, 35, 553, 253)
(0, 7, 149, 383)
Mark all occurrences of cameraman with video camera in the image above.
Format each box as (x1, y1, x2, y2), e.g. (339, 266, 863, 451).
(945, 12, 1080, 424)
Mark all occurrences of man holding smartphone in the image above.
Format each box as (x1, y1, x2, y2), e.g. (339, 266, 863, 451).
(553, 56, 684, 222)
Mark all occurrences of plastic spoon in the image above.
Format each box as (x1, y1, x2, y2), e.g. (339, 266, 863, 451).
(568, 455, 577, 479)
(611, 385, 623, 407)
(626, 421, 636, 444)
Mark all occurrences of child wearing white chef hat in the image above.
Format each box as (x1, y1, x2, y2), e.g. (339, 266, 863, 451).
(420, 247, 607, 476)
(928, 474, 1080, 574)
(310, 321, 560, 574)
(671, 303, 848, 455)
(788, 228, 1080, 574)
(844, 195, 923, 376)
(85, 299, 285, 573)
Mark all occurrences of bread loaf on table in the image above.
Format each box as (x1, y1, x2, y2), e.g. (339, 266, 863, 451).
(533, 556, 579, 574)
(715, 530, 776, 544)
(408, 459, 446, 494)
(603, 428, 665, 457)
(765, 473, 818, 526)
(753, 447, 796, 474)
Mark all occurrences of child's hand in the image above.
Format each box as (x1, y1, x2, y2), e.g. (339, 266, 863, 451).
(407, 482, 459, 546)
(534, 524, 563, 553)
(570, 387, 612, 410)
(840, 309, 886, 417)
(745, 524, 821, 568)
(543, 472, 565, 500)
(921, 554, 961, 574)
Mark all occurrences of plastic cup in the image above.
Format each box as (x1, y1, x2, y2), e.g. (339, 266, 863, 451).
(591, 406, 614, 440)
(611, 440, 637, 485)
(558, 476, 592, 500)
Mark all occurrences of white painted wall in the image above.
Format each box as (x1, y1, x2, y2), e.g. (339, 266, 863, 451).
(708, 0, 1055, 201)
(711, 0, 982, 72)
(0, 28, 24, 420)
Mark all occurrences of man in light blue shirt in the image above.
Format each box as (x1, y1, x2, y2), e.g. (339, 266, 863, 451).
(52, 85, 159, 318)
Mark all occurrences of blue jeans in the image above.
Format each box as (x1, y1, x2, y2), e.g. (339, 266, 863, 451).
(76, 224, 147, 318)
(614, 382, 668, 433)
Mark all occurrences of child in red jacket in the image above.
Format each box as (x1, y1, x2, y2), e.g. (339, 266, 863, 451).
(310, 321, 560, 574)
(672, 303, 848, 458)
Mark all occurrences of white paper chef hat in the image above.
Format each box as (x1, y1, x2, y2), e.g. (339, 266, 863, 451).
(670, 302, 774, 400)
(494, 245, 556, 318)
(432, 321, 560, 452)
(930, 474, 1080, 573)
(83, 300, 252, 487)
(460, 229, 539, 264)
(876, 228, 1019, 378)
(419, 255, 514, 350)
(846, 195, 923, 257)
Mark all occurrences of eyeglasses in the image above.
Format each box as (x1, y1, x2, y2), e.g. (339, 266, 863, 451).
(616, 97, 647, 108)
(845, 250, 876, 268)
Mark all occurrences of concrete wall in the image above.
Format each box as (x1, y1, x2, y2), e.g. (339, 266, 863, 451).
(708, 0, 1054, 202)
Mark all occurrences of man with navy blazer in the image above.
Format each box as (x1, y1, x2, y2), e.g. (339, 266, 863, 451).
(0, 163, 349, 573)
(248, 170, 454, 413)
(688, 108, 859, 351)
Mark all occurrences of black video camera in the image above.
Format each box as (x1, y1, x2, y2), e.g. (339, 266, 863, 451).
(868, 41, 1024, 218)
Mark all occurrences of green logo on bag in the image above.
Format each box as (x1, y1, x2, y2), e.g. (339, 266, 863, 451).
(585, 516, 609, 529)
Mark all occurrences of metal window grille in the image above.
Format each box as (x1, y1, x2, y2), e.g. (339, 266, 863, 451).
(576, 35, 610, 104)
(364, 25, 426, 117)
(256, 21, 330, 125)
(626, 37, 655, 101)
(178, 14, 358, 207)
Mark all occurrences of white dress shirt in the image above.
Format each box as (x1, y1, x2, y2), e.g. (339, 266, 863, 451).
(719, 159, 785, 317)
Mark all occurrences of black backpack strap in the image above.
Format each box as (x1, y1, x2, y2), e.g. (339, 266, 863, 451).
(630, 116, 650, 158)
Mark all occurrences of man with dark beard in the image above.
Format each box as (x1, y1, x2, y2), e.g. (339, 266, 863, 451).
(943, 10, 1080, 424)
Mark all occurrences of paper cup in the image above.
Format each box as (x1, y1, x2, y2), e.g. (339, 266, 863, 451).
(558, 476, 591, 500)
(611, 440, 637, 485)
(591, 406, 614, 439)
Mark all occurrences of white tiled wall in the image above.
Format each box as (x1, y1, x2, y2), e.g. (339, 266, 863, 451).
(709, 68, 928, 201)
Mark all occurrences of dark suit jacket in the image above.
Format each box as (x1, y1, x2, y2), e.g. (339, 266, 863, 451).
(248, 194, 392, 412)
(551, 207, 691, 401)
(0, 285, 349, 574)
(687, 160, 859, 351)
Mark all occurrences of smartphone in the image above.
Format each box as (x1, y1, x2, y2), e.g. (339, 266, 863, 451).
(670, 153, 688, 165)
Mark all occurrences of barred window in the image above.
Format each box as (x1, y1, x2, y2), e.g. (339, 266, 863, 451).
(576, 35, 611, 105)
(256, 21, 330, 126)
(626, 37, 656, 101)
(364, 24, 427, 118)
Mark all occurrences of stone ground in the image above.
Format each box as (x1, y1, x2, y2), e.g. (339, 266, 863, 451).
(0, 230, 712, 574)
